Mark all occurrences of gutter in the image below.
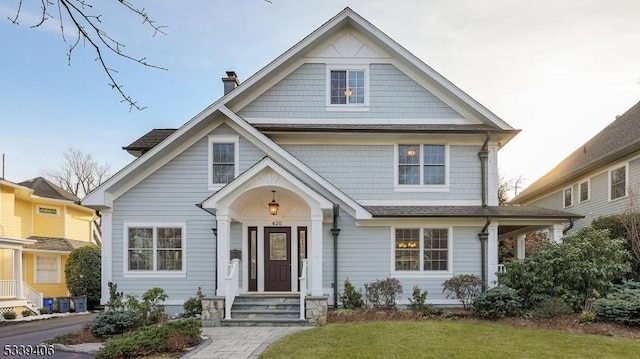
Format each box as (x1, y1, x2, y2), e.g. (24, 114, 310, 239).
(563, 218, 574, 235)
(331, 204, 341, 308)
(196, 204, 218, 293)
(478, 132, 491, 207)
(478, 217, 491, 290)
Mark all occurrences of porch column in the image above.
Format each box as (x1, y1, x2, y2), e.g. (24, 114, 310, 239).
(487, 225, 499, 287)
(550, 224, 564, 243)
(516, 234, 526, 259)
(310, 214, 323, 296)
(100, 209, 113, 304)
(13, 248, 22, 298)
(216, 215, 231, 296)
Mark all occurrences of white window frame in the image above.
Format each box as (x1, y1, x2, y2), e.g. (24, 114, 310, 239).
(563, 186, 573, 208)
(208, 135, 240, 191)
(609, 164, 628, 202)
(394, 144, 450, 192)
(37, 205, 59, 216)
(123, 222, 187, 278)
(325, 65, 369, 110)
(390, 226, 453, 278)
(578, 180, 590, 203)
(34, 255, 61, 283)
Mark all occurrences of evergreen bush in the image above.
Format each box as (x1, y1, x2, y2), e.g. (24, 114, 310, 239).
(65, 245, 101, 310)
(472, 286, 521, 319)
(339, 279, 364, 309)
(594, 281, 640, 326)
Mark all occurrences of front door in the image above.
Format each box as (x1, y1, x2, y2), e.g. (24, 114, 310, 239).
(264, 227, 291, 291)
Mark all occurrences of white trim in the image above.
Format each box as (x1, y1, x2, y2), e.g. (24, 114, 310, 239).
(208, 135, 240, 191)
(100, 209, 112, 304)
(608, 163, 629, 202)
(394, 144, 450, 191)
(326, 65, 370, 109)
(358, 199, 481, 206)
(36, 205, 60, 216)
(562, 186, 573, 208)
(578, 179, 590, 203)
(246, 117, 472, 125)
(390, 226, 453, 277)
(122, 222, 187, 278)
(34, 255, 61, 284)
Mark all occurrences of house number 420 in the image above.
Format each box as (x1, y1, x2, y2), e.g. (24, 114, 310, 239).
(272, 220, 283, 226)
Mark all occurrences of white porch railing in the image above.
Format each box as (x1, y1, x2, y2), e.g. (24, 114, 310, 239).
(22, 282, 43, 309)
(497, 264, 506, 274)
(224, 258, 240, 320)
(0, 280, 16, 299)
(299, 259, 308, 320)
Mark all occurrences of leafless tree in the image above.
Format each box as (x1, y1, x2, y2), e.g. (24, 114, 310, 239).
(621, 184, 640, 266)
(7, 0, 168, 110)
(498, 172, 525, 205)
(42, 148, 110, 198)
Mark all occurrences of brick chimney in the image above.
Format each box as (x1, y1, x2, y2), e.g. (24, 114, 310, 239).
(222, 71, 239, 95)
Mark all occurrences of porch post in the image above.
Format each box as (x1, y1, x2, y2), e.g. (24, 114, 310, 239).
(13, 248, 22, 299)
(310, 214, 323, 296)
(100, 209, 113, 305)
(487, 225, 499, 287)
(550, 224, 564, 243)
(516, 234, 526, 259)
(216, 215, 231, 296)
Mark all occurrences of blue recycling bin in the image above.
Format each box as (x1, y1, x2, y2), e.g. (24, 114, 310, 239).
(42, 298, 54, 313)
(72, 296, 87, 312)
(56, 297, 70, 313)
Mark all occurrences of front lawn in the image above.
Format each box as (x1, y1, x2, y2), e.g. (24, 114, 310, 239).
(261, 321, 640, 358)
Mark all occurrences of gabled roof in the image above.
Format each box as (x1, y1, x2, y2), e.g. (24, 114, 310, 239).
(18, 177, 79, 203)
(513, 100, 640, 203)
(122, 129, 177, 157)
(24, 236, 93, 252)
(84, 8, 517, 214)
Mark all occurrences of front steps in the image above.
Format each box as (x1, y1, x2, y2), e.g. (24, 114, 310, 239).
(222, 293, 308, 327)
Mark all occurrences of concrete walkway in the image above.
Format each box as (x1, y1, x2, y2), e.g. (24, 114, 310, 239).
(183, 326, 311, 359)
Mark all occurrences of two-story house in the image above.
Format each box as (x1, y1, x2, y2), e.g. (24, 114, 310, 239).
(511, 101, 640, 230)
(83, 8, 581, 326)
(0, 177, 97, 315)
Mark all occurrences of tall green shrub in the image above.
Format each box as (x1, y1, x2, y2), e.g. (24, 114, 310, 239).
(339, 279, 364, 309)
(499, 226, 631, 310)
(65, 245, 101, 309)
(592, 214, 640, 279)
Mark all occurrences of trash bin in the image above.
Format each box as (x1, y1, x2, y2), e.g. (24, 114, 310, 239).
(42, 298, 54, 314)
(72, 296, 87, 312)
(56, 297, 70, 313)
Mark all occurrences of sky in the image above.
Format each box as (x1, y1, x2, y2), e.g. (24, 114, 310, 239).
(1, 0, 640, 198)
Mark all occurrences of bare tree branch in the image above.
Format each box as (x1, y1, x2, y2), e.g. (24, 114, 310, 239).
(8, 0, 167, 111)
(42, 148, 111, 198)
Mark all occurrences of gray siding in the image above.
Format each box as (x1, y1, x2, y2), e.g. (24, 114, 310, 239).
(284, 144, 481, 201)
(239, 63, 462, 119)
(111, 124, 264, 302)
(530, 157, 640, 232)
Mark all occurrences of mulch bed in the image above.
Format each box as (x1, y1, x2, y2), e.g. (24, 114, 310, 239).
(327, 308, 640, 339)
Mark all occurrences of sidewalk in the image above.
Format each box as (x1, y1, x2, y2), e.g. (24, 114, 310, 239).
(183, 326, 312, 359)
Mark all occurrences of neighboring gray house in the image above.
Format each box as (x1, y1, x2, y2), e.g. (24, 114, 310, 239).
(511, 101, 640, 231)
(83, 8, 580, 325)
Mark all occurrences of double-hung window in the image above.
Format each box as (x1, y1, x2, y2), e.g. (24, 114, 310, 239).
(327, 67, 368, 107)
(563, 187, 573, 208)
(397, 144, 447, 187)
(208, 136, 239, 189)
(610, 165, 627, 201)
(394, 227, 451, 274)
(126, 223, 185, 276)
(579, 181, 589, 203)
(34, 256, 61, 283)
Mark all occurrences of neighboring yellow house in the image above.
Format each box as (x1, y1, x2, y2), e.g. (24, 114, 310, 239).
(0, 177, 98, 315)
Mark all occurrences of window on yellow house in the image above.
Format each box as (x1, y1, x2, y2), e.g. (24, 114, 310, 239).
(35, 256, 61, 283)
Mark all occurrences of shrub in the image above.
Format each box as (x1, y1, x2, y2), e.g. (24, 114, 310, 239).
(365, 278, 402, 309)
(578, 310, 596, 323)
(472, 286, 521, 319)
(94, 319, 201, 359)
(339, 279, 364, 309)
(499, 227, 631, 310)
(124, 287, 168, 325)
(106, 282, 125, 311)
(442, 274, 483, 309)
(2, 310, 17, 320)
(182, 287, 204, 318)
(594, 281, 640, 326)
(592, 214, 640, 280)
(407, 286, 430, 312)
(39, 307, 50, 315)
(90, 310, 138, 338)
(21, 309, 34, 317)
(65, 245, 101, 310)
(530, 297, 574, 318)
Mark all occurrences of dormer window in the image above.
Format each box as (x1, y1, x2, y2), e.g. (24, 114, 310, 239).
(327, 66, 368, 109)
(208, 135, 239, 190)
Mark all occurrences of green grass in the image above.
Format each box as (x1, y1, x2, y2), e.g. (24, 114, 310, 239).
(261, 321, 640, 358)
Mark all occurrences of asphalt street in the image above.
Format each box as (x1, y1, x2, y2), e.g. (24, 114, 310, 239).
(0, 313, 97, 359)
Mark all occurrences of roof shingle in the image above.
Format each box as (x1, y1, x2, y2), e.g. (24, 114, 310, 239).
(18, 177, 79, 203)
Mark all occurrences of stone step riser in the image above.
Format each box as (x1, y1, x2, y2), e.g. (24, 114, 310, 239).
(231, 312, 300, 320)
(233, 297, 300, 305)
(231, 304, 299, 311)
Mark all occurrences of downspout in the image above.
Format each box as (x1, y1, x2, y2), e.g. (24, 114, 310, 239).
(563, 218, 574, 235)
(478, 217, 491, 290)
(196, 203, 218, 295)
(331, 204, 341, 308)
(478, 132, 491, 207)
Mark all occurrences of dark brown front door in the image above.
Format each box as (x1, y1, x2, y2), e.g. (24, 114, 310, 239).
(264, 227, 291, 291)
